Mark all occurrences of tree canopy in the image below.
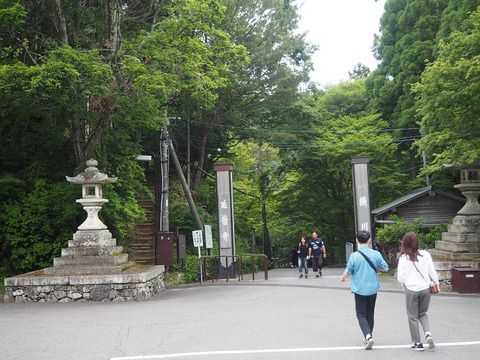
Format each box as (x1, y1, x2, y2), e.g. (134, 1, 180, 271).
(1, 0, 479, 278)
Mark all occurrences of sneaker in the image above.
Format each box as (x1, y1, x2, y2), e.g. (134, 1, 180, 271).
(364, 336, 374, 350)
(411, 343, 424, 351)
(305, 275, 308, 279)
(299, 274, 303, 279)
(315, 274, 320, 278)
(426, 335, 435, 349)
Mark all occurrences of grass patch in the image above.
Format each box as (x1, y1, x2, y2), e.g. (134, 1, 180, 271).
(164, 271, 187, 287)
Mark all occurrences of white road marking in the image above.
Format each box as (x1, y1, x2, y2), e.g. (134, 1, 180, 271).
(111, 341, 480, 359)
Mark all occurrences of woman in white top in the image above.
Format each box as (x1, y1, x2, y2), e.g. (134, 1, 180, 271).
(397, 232, 440, 351)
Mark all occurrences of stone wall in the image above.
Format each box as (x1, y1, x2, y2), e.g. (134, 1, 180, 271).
(4, 265, 165, 303)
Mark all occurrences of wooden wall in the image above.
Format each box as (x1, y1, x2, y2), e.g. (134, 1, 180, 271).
(376, 192, 464, 227)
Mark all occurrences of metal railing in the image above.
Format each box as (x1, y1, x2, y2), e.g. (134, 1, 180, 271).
(198, 254, 268, 283)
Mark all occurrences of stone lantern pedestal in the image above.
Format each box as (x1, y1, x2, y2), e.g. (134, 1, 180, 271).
(4, 159, 165, 302)
(430, 166, 480, 290)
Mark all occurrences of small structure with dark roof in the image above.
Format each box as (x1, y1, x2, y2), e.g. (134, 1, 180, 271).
(372, 186, 465, 228)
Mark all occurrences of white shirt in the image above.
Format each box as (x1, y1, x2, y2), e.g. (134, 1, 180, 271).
(397, 250, 439, 292)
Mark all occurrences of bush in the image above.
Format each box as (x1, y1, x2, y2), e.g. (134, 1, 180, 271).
(375, 215, 449, 268)
(0, 180, 80, 275)
(184, 255, 201, 283)
(375, 216, 423, 246)
(421, 223, 448, 249)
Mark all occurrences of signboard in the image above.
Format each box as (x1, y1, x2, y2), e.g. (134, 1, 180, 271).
(192, 230, 203, 247)
(215, 165, 235, 252)
(204, 224, 213, 249)
(192, 230, 204, 283)
(351, 156, 372, 236)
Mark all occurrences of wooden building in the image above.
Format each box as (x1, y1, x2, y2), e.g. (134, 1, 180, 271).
(372, 186, 465, 229)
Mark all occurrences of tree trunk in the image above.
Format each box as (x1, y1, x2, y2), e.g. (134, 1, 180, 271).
(106, 0, 121, 52)
(409, 147, 417, 179)
(192, 111, 220, 192)
(55, 0, 69, 44)
(70, 113, 86, 174)
(192, 125, 211, 193)
(151, 0, 160, 31)
(70, 99, 111, 174)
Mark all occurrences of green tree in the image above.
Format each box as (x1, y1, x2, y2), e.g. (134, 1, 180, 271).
(270, 80, 406, 263)
(0, 0, 247, 276)
(367, 0, 448, 179)
(415, 6, 480, 172)
(170, 0, 314, 193)
(349, 63, 371, 80)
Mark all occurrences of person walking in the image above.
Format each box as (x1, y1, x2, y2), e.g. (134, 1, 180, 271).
(309, 232, 326, 277)
(397, 232, 440, 351)
(297, 236, 309, 279)
(340, 230, 389, 350)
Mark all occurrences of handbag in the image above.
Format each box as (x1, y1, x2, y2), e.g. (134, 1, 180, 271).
(412, 261, 439, 294)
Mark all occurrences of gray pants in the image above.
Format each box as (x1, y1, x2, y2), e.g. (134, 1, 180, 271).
(405, 287, 431, 343)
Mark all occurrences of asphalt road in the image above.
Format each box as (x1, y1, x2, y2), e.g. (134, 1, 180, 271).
(1, 267, 480, 360)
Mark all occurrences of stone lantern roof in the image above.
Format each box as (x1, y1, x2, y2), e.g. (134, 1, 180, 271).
(66, 159, 117, 184)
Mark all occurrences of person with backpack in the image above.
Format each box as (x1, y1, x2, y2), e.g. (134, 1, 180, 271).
(340, 230, 389, 350)
(297, 236, 309, 279)
(308, 232, 326, 277)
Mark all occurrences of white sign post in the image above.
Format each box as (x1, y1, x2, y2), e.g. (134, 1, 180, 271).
(204, 224, 213, 253)
(192, 230, 204, 283)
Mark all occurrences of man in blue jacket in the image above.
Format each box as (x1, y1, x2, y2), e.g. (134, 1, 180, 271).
(340, 230, 388, 350)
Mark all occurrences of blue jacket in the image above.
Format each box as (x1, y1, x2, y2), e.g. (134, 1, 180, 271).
(345, 245, 388, 296)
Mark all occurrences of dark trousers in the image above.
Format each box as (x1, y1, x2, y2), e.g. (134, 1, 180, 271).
(312, 255, 323, 272)
(354, 293, 377, 338)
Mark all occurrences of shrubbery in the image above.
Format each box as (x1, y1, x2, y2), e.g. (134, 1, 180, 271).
(0, 180, 79, 274)
(375, 215, 448, 268)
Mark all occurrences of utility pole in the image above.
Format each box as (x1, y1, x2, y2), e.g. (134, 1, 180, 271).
(258, 143, 271, 259)
(262, 201, 271, 259)
(422, 152, 431, 186)
(154, 122, 174, 267)
(169, 139, 204, 230)
(159, 125, 169, 231)
(187, 113, 191, 189)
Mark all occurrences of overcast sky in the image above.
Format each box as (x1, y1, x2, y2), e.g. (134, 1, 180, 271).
(296, 0, 386, 86)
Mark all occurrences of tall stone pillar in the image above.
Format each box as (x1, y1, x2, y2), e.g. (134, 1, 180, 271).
(214, 164, 236, 275)
(351, 156, 372, 236)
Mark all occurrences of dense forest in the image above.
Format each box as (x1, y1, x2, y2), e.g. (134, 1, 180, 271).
(1, 0, 480, 281)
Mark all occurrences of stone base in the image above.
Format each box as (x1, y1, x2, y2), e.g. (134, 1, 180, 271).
(431, 253, 480, 292)
(4, 265, 164, 303)
(43, 263, 132, 275)
(46, 229, 130, 274)
(429, 249, 480, 261)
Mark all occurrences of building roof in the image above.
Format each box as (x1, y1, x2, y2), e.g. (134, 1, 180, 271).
(371, 186, 465, 216)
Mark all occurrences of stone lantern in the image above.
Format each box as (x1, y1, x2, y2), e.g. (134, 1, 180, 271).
(455, 166, 480, 216)
(431, 164, 480, 289)
(5, 158, 165, 303)
(44, 159, 129, 274)
(67, 158, 116, 231)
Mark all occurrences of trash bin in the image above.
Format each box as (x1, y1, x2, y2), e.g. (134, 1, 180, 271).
(452, 267, 480, 293)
